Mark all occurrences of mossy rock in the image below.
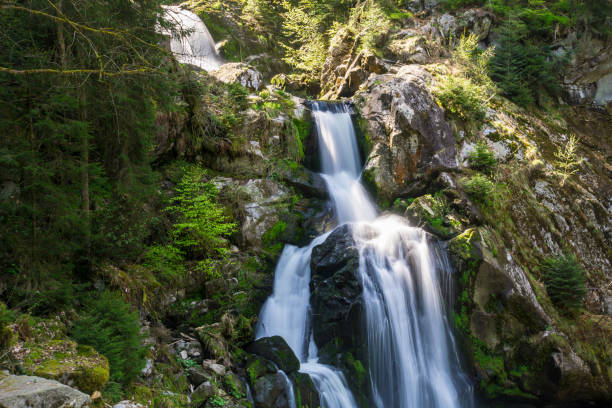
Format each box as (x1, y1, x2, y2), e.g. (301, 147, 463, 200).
(246, 336, 299, 374)
(24, 340, 109, 394)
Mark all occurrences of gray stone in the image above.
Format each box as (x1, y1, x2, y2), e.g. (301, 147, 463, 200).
(355, 65, 458, 199)
(202, 360, 226, 376)
(0, 374, 91, 408)
(211, 62, 263, 90)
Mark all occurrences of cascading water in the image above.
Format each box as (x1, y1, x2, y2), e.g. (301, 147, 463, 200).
(256, 101, 473, 408)
(161, 6, 222, 71)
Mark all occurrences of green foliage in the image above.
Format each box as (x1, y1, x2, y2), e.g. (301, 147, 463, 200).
(0, 0, 176, 308)
(541, 254, 586, 315)
(489, 17, 566, 106)
(435, 76, 488, 123)
(444, 0, 486, 10)
(166, 166, 236, 258)
(71, 291, 146, 385)
(454, 33, 495, 90)
(468, 143, 498, 174)
(281, 1, 328, 73)
(143, 245, 186, 284)
(553, 134, 582, 185)
(462, 175, 495, 206)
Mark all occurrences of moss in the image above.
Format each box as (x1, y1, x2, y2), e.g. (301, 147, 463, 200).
(30, 341, 110, 394)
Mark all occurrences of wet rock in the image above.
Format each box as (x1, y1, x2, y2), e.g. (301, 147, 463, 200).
(0, 374, 91, 408)
(246, 336, 300, 374)
(211, 62, 263, 91)
(310, 225, 364, 351)
(289, 372, 320, 408)
(252, 372, 288, 408)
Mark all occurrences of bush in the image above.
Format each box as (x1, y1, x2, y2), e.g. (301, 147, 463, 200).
(71, 291, 146, 385)
(462, 175, 495, 206)
(435, 75, 487, 123)
(166, 166, 236, 258)
(541, 254, 586, 315)
(468, 142, 497, 174)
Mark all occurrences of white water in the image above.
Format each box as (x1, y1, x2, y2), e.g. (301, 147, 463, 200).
(161, 6, 222, 71)
(257, 101, 473, 408)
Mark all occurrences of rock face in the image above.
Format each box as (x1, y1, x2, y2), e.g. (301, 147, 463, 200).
(320, 28, 388, 99)
(355, 65, 458, 200)
(448, 228, 612, 404)
(0, 374, 91, 408)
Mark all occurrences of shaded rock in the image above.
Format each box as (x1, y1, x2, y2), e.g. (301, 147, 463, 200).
(310, 225, 364, 351)
(0, 374, 91, 408)
(289, 372, 320, 408)
(187, 366, 210, 387)
(252, 372, 288, 408)
(355, 65, 458, 200)
(246, 336, 299, 374)
(211, 62, 263, 90)
(192, 380, 215, 404)
(280, 166, 328, 199)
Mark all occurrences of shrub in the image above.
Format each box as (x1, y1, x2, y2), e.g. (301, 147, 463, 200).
(462, 175, 495, 206)
(435, 75, 487, 123)
(166, 166, 236, 258)
(554, 134, 582, 185)
(468, 142, 497, 174)
(71, 291, 146, 385)
(541, 254, 586, 315)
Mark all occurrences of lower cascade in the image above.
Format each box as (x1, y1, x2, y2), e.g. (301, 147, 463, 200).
(256, 102, 474, 407)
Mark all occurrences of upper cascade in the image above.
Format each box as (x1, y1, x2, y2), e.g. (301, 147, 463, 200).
(161, 5, 223, 71)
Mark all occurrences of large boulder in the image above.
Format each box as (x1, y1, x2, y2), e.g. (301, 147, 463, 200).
(355, 65, 458, 200)
(0, 374, 91, 408)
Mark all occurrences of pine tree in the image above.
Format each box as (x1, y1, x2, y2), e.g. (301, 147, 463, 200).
(541, 254, 587, 316)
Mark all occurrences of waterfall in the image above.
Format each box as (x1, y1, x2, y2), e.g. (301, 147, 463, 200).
(257, 101, 473, 408)
(161, 6, 222, 71)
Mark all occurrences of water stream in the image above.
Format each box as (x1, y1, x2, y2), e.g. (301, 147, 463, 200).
(256, 101, 473, 407)
(161, 6, 223, 71)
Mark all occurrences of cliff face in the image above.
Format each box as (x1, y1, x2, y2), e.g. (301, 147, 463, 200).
(152, 2, 612, 406)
